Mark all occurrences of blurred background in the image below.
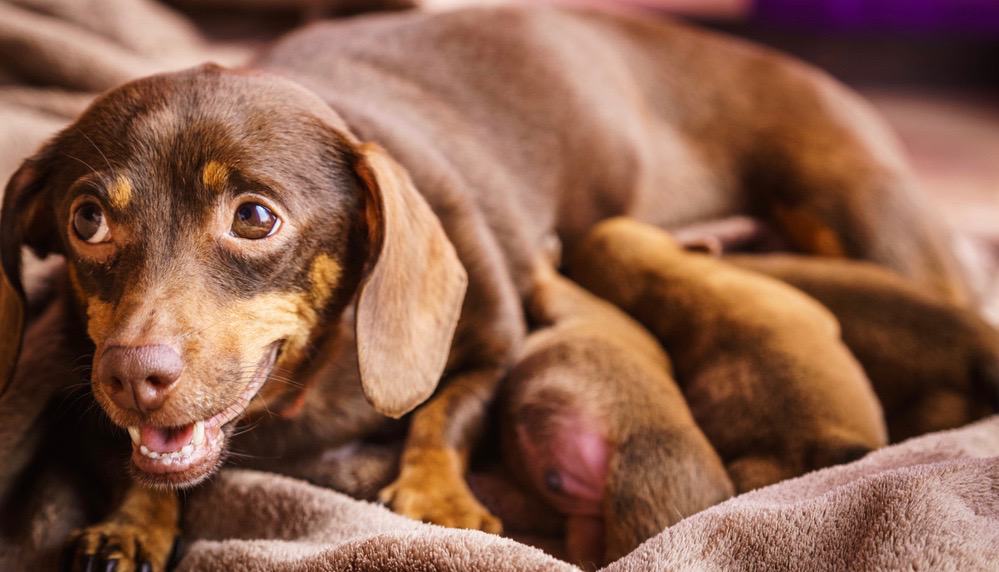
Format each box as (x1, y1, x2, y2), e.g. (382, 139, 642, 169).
(1, 0, 996, 316)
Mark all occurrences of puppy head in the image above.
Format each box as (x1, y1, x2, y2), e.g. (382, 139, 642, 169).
(0, 64, 465, 487)
(567, 217, 685, 309)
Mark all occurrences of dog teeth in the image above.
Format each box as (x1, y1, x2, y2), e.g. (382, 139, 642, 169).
(193, 421, 206, 446)
(134, 420, 213, 466)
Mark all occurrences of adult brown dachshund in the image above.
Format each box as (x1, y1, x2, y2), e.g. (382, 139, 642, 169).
(0, 5, 968, 571)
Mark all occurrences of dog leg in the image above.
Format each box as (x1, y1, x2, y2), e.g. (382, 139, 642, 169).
(66, 484, 178, 572)
(379, 366, 505, 533)
(752, 72, 970, 305)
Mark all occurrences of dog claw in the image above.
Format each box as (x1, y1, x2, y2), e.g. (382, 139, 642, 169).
(68, 521, 174, 572)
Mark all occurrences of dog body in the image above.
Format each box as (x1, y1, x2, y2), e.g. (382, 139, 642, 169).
(254, 6, 965, 302)
(569, 218, 888, 492)
(502, 267, 732, 566)
(0, 6, 966, 570)
(726, 254, 999, 441)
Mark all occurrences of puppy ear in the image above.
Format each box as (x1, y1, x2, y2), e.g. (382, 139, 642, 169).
(1, 156, 57, 397)
(351, 143, 467, 418)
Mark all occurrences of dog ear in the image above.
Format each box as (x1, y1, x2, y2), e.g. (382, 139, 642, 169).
(351, 143, 467, 418)
(1, 155, 58, 397)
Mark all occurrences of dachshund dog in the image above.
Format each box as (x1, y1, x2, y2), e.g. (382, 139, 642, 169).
(501, 265, 732, 567)
(726, 254, 999, 442)
(568, 218, 888, 492)
(0, 6, 966, 570)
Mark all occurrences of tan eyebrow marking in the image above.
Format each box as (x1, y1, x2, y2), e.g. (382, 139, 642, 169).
(309, 254, 343, 307)
(107, 175, 133, 209)
(201, 161, 230, 192)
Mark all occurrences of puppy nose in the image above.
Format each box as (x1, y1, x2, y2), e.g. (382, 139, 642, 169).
(98, 345, 184, 413)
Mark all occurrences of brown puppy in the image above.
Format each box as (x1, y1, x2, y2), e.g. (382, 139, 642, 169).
(502, 267, 732, 567)
(0, 6, 965, 569)
(568, 218, 888, 492)
(726, 254, 999, 441)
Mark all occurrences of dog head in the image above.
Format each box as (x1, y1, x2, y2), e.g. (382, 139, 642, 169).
(0, 64, 466, 487)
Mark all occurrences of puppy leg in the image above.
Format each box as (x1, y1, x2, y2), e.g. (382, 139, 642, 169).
(67, 484, 178, 572)
(756, 74, 969, 304)
(566, 516, 605, 570)
(726, 456, 788, 493)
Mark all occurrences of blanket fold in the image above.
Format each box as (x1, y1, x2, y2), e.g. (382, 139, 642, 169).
(160, 418, 998, 571)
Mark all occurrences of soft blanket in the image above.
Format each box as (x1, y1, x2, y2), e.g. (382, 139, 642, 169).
(182, 416, 999, 570)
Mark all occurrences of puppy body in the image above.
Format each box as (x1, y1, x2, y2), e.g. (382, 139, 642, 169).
(503, 268, 733, 566)
(569, 218, 888, 492)
(726, 254, 999, 441)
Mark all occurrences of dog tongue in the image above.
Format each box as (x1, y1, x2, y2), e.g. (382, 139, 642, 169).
(140, 423, 194, 453)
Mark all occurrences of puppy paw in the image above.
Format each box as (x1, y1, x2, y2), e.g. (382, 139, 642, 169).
(64, 521, 176, 572)
(379, 449, 503, 534)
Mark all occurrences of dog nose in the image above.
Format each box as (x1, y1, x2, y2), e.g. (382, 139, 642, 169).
(98, 345, 184, 413)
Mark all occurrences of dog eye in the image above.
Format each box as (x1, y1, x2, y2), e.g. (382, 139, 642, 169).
(72, 201, 111, 244)
(232, 202, 280, 239)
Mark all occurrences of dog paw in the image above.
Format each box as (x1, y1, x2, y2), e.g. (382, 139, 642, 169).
(64, 521, 176, 572)
(379, 450, 503, 534)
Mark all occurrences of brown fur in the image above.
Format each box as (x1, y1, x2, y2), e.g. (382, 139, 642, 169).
(0, 5, 966, 565)
(725, 254, 999, 441)
(502, 267, 733, 566)
(568, 218, 888, 492)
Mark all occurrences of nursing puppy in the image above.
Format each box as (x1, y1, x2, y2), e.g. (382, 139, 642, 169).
(726, 254, 999, 441)
(568, 218, 888, 492)
(502, 267, 732, 567)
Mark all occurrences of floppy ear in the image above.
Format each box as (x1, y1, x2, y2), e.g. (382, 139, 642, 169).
(1, 157, 56, 397)
(351, 143, 467, 418)
(0, 271, 22, 398)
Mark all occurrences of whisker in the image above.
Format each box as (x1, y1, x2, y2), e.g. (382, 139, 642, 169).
(76, 128, 116, 174)
(60, 152, 100, 179)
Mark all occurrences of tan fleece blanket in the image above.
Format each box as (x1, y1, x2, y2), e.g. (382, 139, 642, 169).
(176, 416, 998, 571)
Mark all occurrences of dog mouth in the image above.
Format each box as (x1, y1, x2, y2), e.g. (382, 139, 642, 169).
(126, 342, 282, 486)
